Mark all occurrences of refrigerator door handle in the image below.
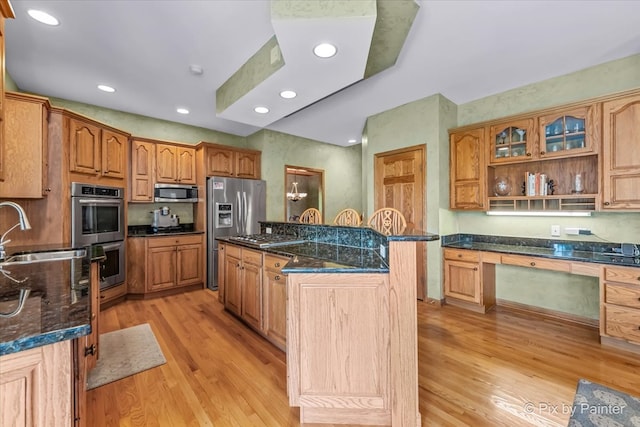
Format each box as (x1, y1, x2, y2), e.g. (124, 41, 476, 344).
(242, 191, 248, 232)
(236, 191, 242, 235)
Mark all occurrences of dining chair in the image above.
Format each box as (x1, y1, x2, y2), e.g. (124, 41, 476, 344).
(333, 208, 362, 226)
(367, 207, 407, 235)
(299, 208, 322, 224)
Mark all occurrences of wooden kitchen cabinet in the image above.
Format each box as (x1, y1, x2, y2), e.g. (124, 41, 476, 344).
(0, 0, 15, 182)
(223, 244, 263, 330)
(263, 254, 290, 351)
(130, 139, 155, 202)
(0, 340, 72, 427)
(601, 93, 640, 210)
(127, 234, 204, 297)
(0, 92, 50, 198)
(156, 143, 196, 184)
(601, 265, 640, 346)
(449, 127, 486, 210)
(68, 115, 128, 180)
(443, 248, 495, 313)
(488, 118, 536, 165)
(205, 144, 261, 179)
(538, 104, 598, 159)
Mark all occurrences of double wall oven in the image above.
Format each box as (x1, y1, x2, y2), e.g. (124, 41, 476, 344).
(71, 182, 125, 290)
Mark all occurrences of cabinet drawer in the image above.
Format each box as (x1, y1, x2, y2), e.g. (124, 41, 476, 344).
(265, 254, 290, 272)
(604, 305, 640, 344)
(501, 254, 571, 273)
(604, 283, 640, 309)
(443, 248, 480, 263)
(242, 248, 263, 266)
(604, 266, 640, 286)
(147, 234, 202, 248)
(225, 243, 242, 258)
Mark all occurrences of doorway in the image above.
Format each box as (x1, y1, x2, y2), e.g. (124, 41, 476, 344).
(374, 144, 426, 300)
(284, 166, 325, 223)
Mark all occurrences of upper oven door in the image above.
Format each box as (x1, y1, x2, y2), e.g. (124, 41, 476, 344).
(72, 197, 125, 245)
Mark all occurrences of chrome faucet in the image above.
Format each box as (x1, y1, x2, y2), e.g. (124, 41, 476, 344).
(0, 201, 32, 261)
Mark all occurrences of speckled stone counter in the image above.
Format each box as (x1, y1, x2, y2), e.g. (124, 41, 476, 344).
(127, 223, 203, 237)
(0, 245, 103, 356)
(441, 234, 640, 267)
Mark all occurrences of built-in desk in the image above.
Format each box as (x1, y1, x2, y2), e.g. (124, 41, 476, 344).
(441, 234, 640, 354)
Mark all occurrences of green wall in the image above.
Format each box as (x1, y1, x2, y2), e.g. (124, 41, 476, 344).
(5, 72, 17, 91)
(247, 129, 362, 222)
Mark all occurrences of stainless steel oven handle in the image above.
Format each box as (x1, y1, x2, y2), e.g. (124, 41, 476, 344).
(100, 241, 123, 251)
(78, 199, 122, 205)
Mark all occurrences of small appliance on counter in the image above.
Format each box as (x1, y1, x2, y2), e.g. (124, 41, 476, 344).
(152, 206, 180, 232)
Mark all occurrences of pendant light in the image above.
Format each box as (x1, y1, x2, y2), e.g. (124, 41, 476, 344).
(286, 173, 307, 202)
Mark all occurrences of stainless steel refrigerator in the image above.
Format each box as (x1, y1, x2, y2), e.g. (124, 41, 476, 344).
(206, 176, 266, 290)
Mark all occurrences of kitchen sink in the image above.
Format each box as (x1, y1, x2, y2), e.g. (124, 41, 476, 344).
(1, 249, 86, 266)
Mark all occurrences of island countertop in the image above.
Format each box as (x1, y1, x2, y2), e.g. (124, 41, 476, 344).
(0, 245, 103, 356)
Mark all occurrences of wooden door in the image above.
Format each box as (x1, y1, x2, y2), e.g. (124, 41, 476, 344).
(101, 129, 126, 179)
(155, 144, 177, 183)
(602, 94, 640, 210)
(130, 139, 155, 201)
(176, 243, 202, 286)
(264, 269, 287, 350)
(450, 128, 486, 210)
(443, 260, 480, 304)
(374, 145, 426, 300)
(69, 118, 101, 175)
(242, 261, 263, 330)
(147, 245, 177, 291)
(177, 147, 196, 184)
(206, 147, 234, 176)
(224, 254, 242, 316)
(236, 151, 261, 179)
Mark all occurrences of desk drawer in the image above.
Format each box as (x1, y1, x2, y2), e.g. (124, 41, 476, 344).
(604, 266, 640, 286)
(604, 305, 640, 344)
(501, 254, 571, 273)
(604, 283, 640, 309)
(443, 248, 480, 263)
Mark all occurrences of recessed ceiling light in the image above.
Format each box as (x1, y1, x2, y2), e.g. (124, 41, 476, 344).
(280, 90, 297, 99)
(254, 106, 269, 114)
(97, 84, 116, 93)
(27, 9, 59, 26)
(348, 139, 357, 144)
(189, 64, 204, 76)
(176, 108, 189, 114)
(313, 43, 337, 58)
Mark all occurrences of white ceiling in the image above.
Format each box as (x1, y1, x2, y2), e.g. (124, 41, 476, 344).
(6, 0, 640, 147)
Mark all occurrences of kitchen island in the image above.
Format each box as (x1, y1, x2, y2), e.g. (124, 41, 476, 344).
(218, 222, 439, 426)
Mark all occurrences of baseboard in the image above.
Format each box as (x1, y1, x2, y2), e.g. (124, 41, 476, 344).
(496, 298, 598, 329)
(600, 336, 640, 355)
(423, 297, 444, 307)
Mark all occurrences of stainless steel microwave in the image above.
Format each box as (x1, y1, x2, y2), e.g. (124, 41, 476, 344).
(154, 183, 199, 203)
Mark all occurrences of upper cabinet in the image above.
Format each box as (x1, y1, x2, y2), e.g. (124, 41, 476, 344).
(156, 143, 196, 184)
(0, 92, 50, 198)
(0, 0, 15, 182)
(205, 144, 261, 179)
(130, 139, 155, 202)
(488, 118, 536, 164)
(68, 116, 129, 180)
(601, 93, 640, 210)
(450, 127, 486, 210)
(538, 104, 599, 159)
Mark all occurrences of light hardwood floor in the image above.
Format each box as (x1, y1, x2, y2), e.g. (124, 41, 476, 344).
(89, 289, 640, 426)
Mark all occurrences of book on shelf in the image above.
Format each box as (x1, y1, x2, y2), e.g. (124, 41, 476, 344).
(525, 172, 548, 196)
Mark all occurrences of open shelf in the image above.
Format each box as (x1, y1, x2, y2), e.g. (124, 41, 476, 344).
(488, 194, 597, 212)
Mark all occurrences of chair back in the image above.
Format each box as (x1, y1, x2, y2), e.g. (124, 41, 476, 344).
(333, 208, 362, 226)
(299, 208, 322, 224)
(367, 207, 407, 235)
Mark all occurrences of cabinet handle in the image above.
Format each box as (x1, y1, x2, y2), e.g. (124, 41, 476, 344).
(45, 187, 52, 192)
(530, 262, 536, 266)
(458, 254, 462, 258)
(275, 275, 281, 281)
(275, 262, 280, 267)
(236, 263, 240, 267)
(473, 267, 478, 271)
(100, 295, 105, 299)
(604, 202, 610, 206)
(526, 153, 532, 157)
(637, 277, 640, 281)
(84, 344, 97, 356)
(540, 151, 545, 155)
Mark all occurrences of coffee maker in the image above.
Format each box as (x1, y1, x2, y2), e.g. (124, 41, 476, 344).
(152, 206, 179, 230)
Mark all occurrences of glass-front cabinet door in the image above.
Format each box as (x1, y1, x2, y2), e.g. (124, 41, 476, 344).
(538, 105, 598, 159)
(488, 118, 535, 164)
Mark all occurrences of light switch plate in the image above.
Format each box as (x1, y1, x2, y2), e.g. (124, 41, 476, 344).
(551, 225, 560, 237)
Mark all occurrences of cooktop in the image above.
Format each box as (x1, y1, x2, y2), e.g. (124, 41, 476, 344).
(228, 234, 307, 248)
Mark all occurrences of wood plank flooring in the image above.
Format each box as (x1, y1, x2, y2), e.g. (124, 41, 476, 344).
(88, 289, 640, 426)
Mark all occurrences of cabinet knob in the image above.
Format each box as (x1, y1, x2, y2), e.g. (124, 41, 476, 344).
(637, 277, 640, 281)
(275, 275, 281, 281)
(526, 153, 532, 157)
(604, 202, 610, 206)
(84, 344, 97, 356)
(45, 187, 52, 192)
(458, 254, 462, 258)
(236, 263, 240, 267)
(473, 267, 478, 271)
(100, 295, 105, 299)
(530, 262, 536, 266)
(275, 262, 280, 267)
(540, 151, 546, 155)
(91, 313, 96, 320)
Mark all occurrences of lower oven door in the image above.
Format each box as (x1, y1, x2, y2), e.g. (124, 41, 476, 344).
(98, 241, 125, 290)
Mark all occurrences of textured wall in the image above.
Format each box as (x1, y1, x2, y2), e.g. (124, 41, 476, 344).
(247, 129, 362, 223)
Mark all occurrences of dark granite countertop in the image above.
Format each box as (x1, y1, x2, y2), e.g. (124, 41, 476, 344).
(0, 244, 101, 356)
(128, 223, 203, 237)
(441, 234, 640, 268)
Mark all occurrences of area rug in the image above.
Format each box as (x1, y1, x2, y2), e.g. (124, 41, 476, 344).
(568, 378, 640, 426)
(87, 323, 166, 390)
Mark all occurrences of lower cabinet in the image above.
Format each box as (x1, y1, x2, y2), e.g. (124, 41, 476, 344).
(127, 234, 204, 297)
(221, 243, 290, 350)
(601, 265, 640, 347)
(443, 248, 495, 313)
(0, 340, 73, 427)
